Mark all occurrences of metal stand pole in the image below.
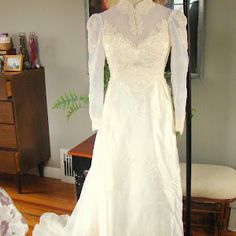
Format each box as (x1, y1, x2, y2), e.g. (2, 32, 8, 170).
(183, 0, 192, 236)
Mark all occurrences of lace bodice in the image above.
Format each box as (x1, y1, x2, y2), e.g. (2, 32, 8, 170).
(87, 0, 188, 134)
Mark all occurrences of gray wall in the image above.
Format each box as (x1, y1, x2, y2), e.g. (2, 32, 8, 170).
(0, 0, 235, 169)
(182, 0, 236, 169)
(0, 0, 92, 168)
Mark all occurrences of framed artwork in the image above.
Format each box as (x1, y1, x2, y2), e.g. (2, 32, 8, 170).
(3, 55, 23, 72)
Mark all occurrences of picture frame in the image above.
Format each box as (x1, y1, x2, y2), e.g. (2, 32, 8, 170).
(3, 55, 23, 72)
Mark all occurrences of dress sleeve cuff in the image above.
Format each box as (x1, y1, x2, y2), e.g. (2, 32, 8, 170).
(175, 116, 186, 135)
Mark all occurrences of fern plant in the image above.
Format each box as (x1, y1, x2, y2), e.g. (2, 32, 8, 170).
(53, 60, 110, 120)
(53, 92, 89, 120)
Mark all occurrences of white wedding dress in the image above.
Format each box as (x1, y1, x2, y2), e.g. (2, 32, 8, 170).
(33, 0, 188, 235)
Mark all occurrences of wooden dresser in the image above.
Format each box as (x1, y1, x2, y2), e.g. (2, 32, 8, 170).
(0, 68, 50, 192)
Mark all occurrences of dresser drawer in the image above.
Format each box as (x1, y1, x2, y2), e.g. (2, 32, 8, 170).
(0, 102, 14, 124)
(0, 151, 19, 174)
(0, 124, 17, 149)
(0, 79, 12, 100)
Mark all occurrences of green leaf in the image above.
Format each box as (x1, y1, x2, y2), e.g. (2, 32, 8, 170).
(78, 96, 89, 107)
(53, 59, 110, 120)
(66, 103, 80, 121)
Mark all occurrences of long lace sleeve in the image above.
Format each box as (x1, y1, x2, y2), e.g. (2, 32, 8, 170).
(87, 13, 105, 131)
(168, 10, 189, 135)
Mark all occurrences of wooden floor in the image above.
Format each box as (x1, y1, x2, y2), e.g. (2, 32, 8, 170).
(0, 174, 76, 235)
(0, 174, 236, 236)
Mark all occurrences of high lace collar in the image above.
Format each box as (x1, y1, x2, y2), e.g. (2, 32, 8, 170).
(117, 0, 155, 16)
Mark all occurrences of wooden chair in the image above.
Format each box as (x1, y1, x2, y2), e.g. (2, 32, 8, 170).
(180, 162, 236, 236)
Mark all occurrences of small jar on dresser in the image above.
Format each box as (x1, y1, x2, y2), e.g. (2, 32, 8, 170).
(0, 67, 50, 193)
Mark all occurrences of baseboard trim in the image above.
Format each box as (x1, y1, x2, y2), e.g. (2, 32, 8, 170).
(27, 166, 61, 179)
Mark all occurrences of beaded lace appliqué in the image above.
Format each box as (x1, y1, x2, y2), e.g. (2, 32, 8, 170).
(117, 0, 155, 35)
(103, 18, 170, 92)
(103, 18, 168, 48)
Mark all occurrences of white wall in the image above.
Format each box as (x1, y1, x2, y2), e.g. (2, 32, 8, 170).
(188, 0, 236, 169)
(0, 0, 92, 168)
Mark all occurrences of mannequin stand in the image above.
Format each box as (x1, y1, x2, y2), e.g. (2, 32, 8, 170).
(183, 0, 193, 236)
